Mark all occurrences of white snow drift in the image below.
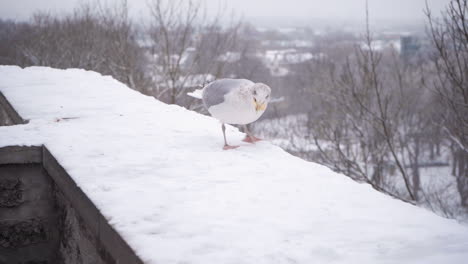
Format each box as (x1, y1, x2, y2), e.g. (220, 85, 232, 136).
(0, 66, 467, 264)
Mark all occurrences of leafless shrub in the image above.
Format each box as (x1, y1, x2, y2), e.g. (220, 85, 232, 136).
(146, 0, 241, 108)
(2, 1, 150, 93)
(425, 0, 468, 207)
(308, 19, 423, 202)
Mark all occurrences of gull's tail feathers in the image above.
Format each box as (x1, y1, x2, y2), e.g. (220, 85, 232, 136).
(187, 86, 204, 99)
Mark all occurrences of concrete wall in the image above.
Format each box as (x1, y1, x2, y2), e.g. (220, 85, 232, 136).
(55, 179, 106, 264)
(0, 91, 143, 263)
(0, 164, 61, 264)
(0, 92, 25, 126)
(0, 147, 143, 264)
(0, 161, 109, 264)
(0, 104, 13, 126)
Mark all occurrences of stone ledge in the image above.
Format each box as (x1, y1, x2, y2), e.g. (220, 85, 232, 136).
(0, 145, 143, 264)
(42, 147, 101, 241)
(0, 146, 42, 165)
(0, 178, 23, 207)
(0, 91, 27, 125)
(0, 218, 48, 249)
(0, 89, 142, 263)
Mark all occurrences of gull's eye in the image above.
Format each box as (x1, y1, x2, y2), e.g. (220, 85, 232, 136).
(253, 90, 257, 95)
(254, 98, 257, 102)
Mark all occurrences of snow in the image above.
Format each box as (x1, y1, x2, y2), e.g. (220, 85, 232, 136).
(360, 39, 401, 52)
(1, 65, 468, 264)
(217, 52, 241, 63)
(254, 114, 468, 221)
(264, 49, 319, 64)
(261, 40, 314, 48)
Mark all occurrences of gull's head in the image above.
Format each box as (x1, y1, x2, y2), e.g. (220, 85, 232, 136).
(251, 83, 271, 112)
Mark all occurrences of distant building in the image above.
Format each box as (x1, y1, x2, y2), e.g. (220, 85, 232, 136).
(400, 35, 421, 60)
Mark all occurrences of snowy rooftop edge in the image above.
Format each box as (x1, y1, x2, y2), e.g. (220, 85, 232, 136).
(1, 66, 468, 264)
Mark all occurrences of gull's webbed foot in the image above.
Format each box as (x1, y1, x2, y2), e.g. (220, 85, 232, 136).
(223, 144, 240, 150)
(242, 135, 262, 143)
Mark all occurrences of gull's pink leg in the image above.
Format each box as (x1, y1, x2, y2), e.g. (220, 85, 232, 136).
(223, 145, 239, 150)
(242, 124, 262, 143)
(222, 123, 239, 150)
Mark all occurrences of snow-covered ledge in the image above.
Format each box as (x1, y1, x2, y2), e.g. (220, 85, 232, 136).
(1, 66, 467, 264)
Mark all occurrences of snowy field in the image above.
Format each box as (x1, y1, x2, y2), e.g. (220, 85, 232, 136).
(1, 66, 468, 264)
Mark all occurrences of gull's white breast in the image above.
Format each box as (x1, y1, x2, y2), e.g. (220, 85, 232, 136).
(207, 89, 265, 125)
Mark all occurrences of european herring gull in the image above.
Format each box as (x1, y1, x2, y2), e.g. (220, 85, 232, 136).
(188, 79, 271, 150)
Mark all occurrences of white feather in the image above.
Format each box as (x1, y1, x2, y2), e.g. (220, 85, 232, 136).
(187, 88, 204, 99)
(207, 88, 264, 125)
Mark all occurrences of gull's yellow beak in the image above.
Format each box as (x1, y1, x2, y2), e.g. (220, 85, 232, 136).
(255, 102, 267, 111)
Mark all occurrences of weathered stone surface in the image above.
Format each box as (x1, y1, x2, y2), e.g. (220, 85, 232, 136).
(0, 164, 59, 264)
(0, 261, 49, 264)
(0, 91, 27, 125)
(0, 104, 13, 126)
(0, 146, 143, 263)
(0, 146, 42, 165)
(0, 178, 23, 207)
(0, 218, 48, 249)
(55, 188, 106, 264)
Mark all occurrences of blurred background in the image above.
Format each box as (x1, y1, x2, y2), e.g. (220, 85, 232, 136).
(0, 0, 467, 221)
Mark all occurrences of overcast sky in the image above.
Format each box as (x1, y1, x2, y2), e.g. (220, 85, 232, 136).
(0, 0, 449, 24)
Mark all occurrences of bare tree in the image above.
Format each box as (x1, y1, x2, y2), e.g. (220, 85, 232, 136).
(9, 1, 150, 93)
(146, 0, 240, 108)
(311, 9, 419, 201)
(426, 0, 468, 207)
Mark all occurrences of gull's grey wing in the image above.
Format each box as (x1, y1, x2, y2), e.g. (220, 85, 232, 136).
(202, 79, 253, 108)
